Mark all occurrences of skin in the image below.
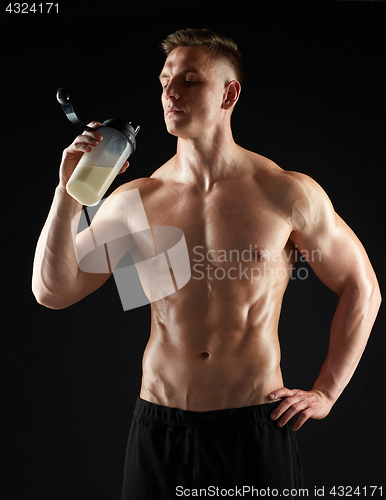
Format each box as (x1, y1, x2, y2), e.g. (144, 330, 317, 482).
(32, 46, 381, 431)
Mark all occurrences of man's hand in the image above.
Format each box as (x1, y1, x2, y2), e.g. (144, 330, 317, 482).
(59, 121, 129, 190)
(269, 387, 333, 431)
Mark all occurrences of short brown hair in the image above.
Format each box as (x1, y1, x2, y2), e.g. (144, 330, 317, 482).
(161, 28, 243, 84)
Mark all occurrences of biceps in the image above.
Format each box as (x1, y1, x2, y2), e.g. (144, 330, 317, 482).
(292, 215, 373, 295)
(76, 230, 135, 274)
(64, 224, 135, 305)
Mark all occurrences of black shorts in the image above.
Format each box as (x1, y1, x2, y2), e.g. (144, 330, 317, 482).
(121, 397, 303, 499)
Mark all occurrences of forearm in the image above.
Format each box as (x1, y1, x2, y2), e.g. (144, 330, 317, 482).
(312, 280, 381, 404)
(32, 185, 82, 308)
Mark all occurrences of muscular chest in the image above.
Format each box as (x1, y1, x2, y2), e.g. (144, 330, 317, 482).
(138, 179, 292, 267)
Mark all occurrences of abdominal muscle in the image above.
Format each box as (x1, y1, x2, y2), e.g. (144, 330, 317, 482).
(139, 273, 286, 411)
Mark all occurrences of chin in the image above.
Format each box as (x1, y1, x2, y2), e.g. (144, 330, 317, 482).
(166, 122, 191, 139)
(165, 123, 178, 135)
(166, 118, 203, 139)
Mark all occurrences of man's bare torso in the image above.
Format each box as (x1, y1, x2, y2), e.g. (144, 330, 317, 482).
(121, 147, 299, 411)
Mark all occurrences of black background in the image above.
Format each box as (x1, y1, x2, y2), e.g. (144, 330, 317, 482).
(2, 1, 385, 498)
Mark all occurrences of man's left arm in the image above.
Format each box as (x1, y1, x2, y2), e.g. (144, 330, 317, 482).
(270, 173, 381, 431)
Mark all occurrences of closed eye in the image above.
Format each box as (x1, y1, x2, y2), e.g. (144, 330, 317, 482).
(160, 79, 198, 89)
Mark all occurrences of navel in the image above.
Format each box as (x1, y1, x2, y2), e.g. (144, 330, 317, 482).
(200, 351, 210, 359)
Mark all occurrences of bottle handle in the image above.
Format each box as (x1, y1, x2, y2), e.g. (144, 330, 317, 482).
(56, 88, 94, 131)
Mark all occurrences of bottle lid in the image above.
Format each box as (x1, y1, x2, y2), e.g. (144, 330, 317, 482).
(101, 118, 140, 151)
(56, 88, 140, 150)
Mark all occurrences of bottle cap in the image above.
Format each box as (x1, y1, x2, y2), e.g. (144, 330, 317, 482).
(101, 118, 140, 151)
(56, 88, 140, 150)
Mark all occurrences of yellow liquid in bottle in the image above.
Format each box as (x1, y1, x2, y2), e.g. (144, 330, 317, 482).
(66, 165, 113, 206)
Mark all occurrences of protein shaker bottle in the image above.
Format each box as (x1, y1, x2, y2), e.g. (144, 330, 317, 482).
(56, 88, 140, 206)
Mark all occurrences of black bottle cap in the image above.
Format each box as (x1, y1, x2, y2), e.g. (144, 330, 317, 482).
(56, 89, 140, 149)
(101, 118, 140, 151)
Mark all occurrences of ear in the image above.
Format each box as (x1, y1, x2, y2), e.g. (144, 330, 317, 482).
(222, 80, 241, 110)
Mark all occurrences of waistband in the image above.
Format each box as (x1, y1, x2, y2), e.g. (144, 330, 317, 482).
(133, 397, 281, 427)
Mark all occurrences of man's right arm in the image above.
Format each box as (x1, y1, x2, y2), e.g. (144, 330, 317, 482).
(32, 122, 130, 309)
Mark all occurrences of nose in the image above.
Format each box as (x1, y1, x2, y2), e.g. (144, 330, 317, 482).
(163, 78, 179, 100)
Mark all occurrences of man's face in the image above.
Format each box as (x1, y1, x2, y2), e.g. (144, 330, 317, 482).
(159, 46, 232, 139)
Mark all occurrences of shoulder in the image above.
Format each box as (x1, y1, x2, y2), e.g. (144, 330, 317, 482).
(105, 173, 168, 210)
(248, 152, 320, 198)
(112, 156, 176, 199)
(282, 171, 335, 232)
(247, 152, 335, 231)
(90, 177, 163, 227)
(99, 159, 181, 223)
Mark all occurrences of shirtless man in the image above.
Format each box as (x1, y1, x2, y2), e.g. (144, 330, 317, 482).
(32, 29, 381, 498)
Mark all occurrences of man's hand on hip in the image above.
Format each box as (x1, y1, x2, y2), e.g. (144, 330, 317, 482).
(269, 387, 333, 431)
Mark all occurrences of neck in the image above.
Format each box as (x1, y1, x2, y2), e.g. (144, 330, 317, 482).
(174, 126, 241, 191)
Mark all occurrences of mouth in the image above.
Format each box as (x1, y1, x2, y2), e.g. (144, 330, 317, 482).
(166, 107, 184, 117)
